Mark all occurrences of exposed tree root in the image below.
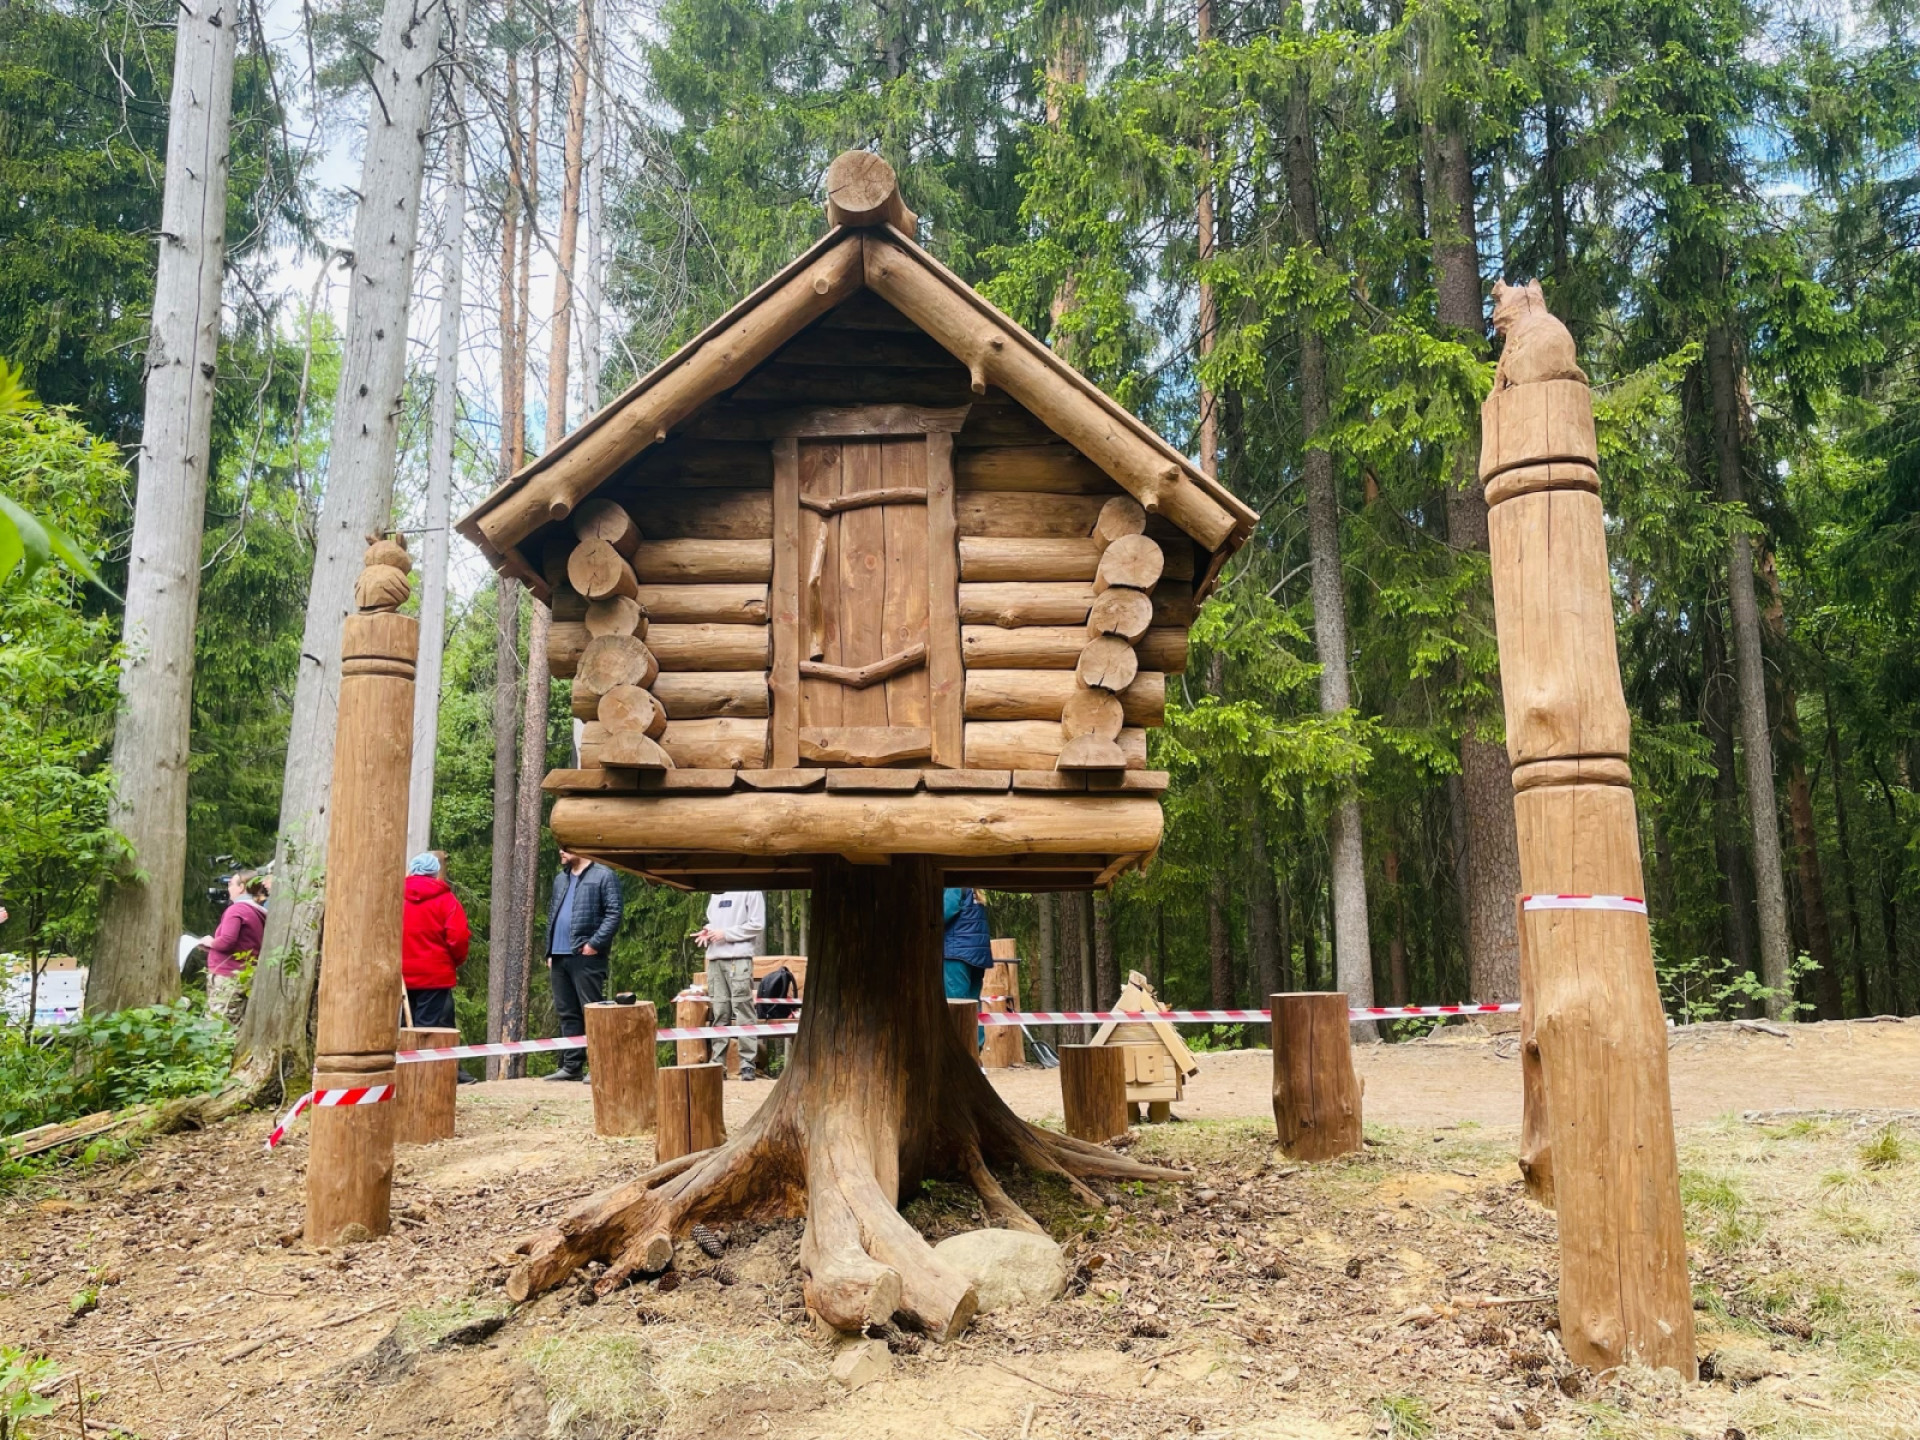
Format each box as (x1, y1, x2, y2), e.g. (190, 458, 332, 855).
(505, 857, 1186, 1337)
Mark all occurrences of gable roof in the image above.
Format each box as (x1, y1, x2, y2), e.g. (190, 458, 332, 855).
(457, 216, 1259, 588)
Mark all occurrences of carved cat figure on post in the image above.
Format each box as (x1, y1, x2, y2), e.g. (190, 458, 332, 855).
(1491, 279, 1587, 391)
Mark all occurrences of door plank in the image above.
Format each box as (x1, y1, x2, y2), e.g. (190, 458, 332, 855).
(838, 441, 891, 729)
(926, 430, 965, 767)
(798, 441, 843, 728)
(882, 438, 931, 729)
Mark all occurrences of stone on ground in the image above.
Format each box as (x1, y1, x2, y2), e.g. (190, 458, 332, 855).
(931, 1229, 1067, 1313)
(830, 1338, 890, 1391)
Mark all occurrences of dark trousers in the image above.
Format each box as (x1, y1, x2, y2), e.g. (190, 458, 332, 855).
(404, 987, 456, 1030)
(549, 951, 606, 1073)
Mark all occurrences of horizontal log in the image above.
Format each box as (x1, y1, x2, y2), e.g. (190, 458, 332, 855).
(957, 536, 1192, 584)
(729, 364, 975, 407)
(961, 624, 1189, 673)
(633, 584, 769, 625)
(650, 671, 770, 719)
(618, 488, 771, 539)
(964, 670, 1164, 726)
(1479, 379, 1598, 482)
(624, 440, 772, 488)
(568, 538, 638, 601)
(471, 238, 860, 549)
(771, 326, 962, 371)
(956, 491, 1105, 537)
(957, 582, 1193, 628)
(798, 725, 932, 766)
(551, 791, 1167, 859)
(1094, 534, 1166, 594)
(660, 718, 768, 770)
(1094, 495, 1147, 546)
(598, 684, 668, 738)
(633, 539, 773, 584)
(1087, 587, 1154, 642)
(572, 497, 640, 556)
(921, 769, 1014, 791)
(550, 582, 587, 622)
(647, 624, 772, 671)
(543, 766, 640, 794)
(963, 721, 1147, 771)
(824, 768, 922, 792)
(954, 398, 1055, 448)
(865, 234, 1242, 550)
(570, 683, 601, 721)
(799, 643, 926, 690)
(549, 621, 587, 678)
(1076, 635, 1139, 693)
(1487, 489, 1631, 765)
(689, 403, 972, 440)
(578, 635, 659, 694)
(586, 594, 645, 639)
(955, 445, 1113, 493)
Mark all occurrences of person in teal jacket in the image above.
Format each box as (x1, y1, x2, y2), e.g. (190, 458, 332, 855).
(943, 888, 992, 1047)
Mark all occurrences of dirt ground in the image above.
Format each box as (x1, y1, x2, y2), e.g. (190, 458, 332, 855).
(4, 1018, 1917, 1440)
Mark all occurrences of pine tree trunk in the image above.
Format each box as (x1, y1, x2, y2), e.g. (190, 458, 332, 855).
(1195, 0, 1218, 477)
(1282, 63, 1374, 1035)
(1706, 322, 1792, 1013)
(486, 586, 521, 1080)
(1824, 705, 1870, 1011)
(1092, 893, 1116, 1009)
(1248, 801, 1281, 1004)
(408, 29, 468, 858)
(1035, 894, 1057, 1010)
(93, 0, 240, 1015)
(1385, 850, 1409, 1007)
(1208, 872, 1231, 1010)
(1701, 610, 1759, 978)
(235, 0, 446, 1080)
(1426, 120, 1524, 1006)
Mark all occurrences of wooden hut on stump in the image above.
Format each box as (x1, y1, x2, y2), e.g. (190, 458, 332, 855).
(456, 152, 1256, 1339)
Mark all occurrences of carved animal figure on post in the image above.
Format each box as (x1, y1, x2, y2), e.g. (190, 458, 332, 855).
(1490, 280, 1586, 391)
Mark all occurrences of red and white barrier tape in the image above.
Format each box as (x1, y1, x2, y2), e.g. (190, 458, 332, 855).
(1520, 894, 1647, 914)
(263, 1084, 392, 1150)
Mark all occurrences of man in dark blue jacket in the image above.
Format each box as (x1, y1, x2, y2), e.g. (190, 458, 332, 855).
(543, 848, 625, 1080)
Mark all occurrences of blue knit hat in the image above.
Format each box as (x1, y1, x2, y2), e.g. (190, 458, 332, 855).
(407, 852, 442, 876)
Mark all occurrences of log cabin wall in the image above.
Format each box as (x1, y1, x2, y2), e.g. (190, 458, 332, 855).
(541, 292, 1200, 786)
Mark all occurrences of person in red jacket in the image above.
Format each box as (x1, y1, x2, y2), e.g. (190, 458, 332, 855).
(401, 852, 471, 1030)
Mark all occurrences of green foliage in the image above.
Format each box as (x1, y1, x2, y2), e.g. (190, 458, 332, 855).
(1859, 1126, 1905, 1172)
(0, 1345, 61, 1438)
(0, 998, 234, 1135)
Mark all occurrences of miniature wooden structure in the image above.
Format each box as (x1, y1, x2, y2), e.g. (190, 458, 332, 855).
(585, 1000, 658, 1137)
(393, 1026, 458, 1145)
(1482, 281, 1694, 1375)
(1088, 970, 1197, 1120)
(452, 153, 1241, 1339)
(306, 539, 418, 1244)
(1269, 993, 1363, 1161)
(1058, 1045, 1128, 1142)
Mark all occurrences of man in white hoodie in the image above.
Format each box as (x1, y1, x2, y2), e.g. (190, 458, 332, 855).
(693, 891, 766, 1080)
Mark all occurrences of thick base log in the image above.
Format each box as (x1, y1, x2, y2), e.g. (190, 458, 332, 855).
(673, 995, 709, 1066)
(1516, 907, 1554, 1206)
(981, 961, 1021, 1068)
(657, 1064, 726, 1162)
(506, 857, 1185, 1339)
(394, 1028, 458, 1144)
(1059, 1045, 1128, 1143)
(1270, 993, 1363, 1161)
(587, 1001, 659, 1138)
(948, 997, 980, 1062)
(306, 1066, 397, 1243)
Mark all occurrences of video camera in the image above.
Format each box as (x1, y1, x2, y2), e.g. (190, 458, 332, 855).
(205, 855, 269, 909)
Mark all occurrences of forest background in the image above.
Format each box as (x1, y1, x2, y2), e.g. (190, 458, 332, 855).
(1, 0, 1917, 1107)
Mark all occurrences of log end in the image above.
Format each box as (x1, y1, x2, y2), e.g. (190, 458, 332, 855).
(825, 149, 914, 231)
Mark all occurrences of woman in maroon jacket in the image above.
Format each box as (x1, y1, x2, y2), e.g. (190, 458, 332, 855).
(401, 852, 471, 1029)
(205, 872, 268, 1022)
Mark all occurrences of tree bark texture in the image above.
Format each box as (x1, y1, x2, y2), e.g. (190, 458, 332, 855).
(1208, 870, 1232, 1010)
(1701, 611, 1758, 976)
(408, 36, 468, 858)
(1705, 320, 1791, 1012)
(1270, 993, 1363, 1161)
(93, 0, 239, 1015)
(1426, 118, 1524, 1006)
(1248, 802, 1281, 1004)
(237, 0, 446, 1081)
(1092, 891, 1117, 1008)
(505, 858, 1182, 1337)
(1282, 63, 1375, 1032)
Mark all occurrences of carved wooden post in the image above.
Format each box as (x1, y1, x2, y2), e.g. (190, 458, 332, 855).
(306, 540, 418, 1243)
(1482, 281, 1694, 1376)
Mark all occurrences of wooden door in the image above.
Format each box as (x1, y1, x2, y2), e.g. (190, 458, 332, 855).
(769, 416, 964, 768)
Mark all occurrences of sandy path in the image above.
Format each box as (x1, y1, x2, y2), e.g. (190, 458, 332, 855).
(513, 1015, 1919, 1136)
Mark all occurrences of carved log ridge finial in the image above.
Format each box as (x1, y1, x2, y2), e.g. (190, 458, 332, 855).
(825, 149, 918, 234)
(1491, 279, 1588, 391)
(356, 532, 413, 613)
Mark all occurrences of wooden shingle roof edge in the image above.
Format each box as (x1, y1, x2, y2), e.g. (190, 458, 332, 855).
(456, 154, 1259, 594)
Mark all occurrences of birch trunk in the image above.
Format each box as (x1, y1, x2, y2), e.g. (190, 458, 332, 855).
(235, 0, 447, 1080)
(1282, 61, 1375, 1035)
(408, 20, 469, 858)
(92, 0, 240, 1015)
